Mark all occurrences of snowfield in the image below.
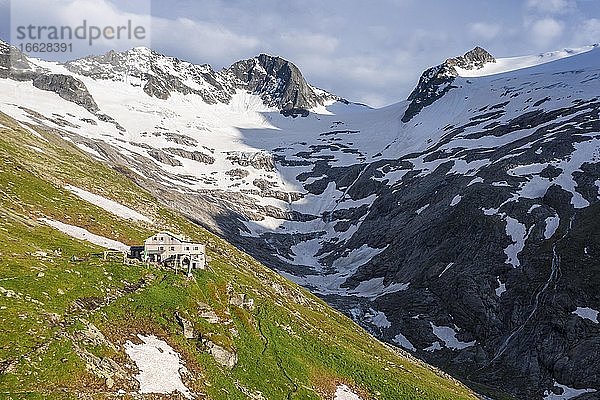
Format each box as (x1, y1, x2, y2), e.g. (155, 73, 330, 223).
(125, 334, 193, 399)
(65, 185, 152, 223)
(39, 218, 129, 251)
(335, 385, 363, 400)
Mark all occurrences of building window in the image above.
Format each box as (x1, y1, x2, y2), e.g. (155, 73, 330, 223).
(185, 246, 190, 251)
(159, 237, 164, 241)
(170, 246, 175, 251)
(194, 247, 198, 250)
(159, 246, 164, 251)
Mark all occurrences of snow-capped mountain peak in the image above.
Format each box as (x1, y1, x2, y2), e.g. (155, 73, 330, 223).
(226, 53, 340, 113)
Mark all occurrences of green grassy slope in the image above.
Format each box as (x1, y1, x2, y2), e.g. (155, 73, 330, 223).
(0, 112, 477, 400)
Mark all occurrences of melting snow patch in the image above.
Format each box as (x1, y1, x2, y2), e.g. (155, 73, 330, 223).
(430, 322, 475, 350)
(439, 263, 454, 277)
(424, 341, 442, 352)
(333, 244, 387, 270)
(496, 277, 506, 297)
(416, 204, 429, 215)
(40, 218, 129, 251)
(26, 145, 45, 153)
(450, 195, 462, 207)
(544, 382, 597, 399)
(348, 277, 409, 299)
(364, 308, 391, 329)
(394, 332, 416, 352)
(504, 216, 527, 268)
(76, 143, 106, 160)
(335, 385, 363, 400)
(125, 335, 193, 399)
(572, 307, 599, 323)
(18, 122, 48, 142)
(544, 216, 560, 239)
(66, 185, 152, 223)
(468, 177, 484, 186)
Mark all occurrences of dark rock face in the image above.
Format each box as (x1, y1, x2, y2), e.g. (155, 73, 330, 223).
(0, 41, 99, 114)
(446, 46, 496, 70)
(32, 74, 99, 113)
(227, 54, 333, 111)
(403, 47, 495, 123)
(164, 148, 215, 164)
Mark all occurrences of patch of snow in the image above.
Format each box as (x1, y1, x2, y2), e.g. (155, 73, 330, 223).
(76, 143, 105, 160)
(572, 307, 599, 323)
(125, 334, 193, 399)
(508, 163, 548, 177)
(496, 277, 506, 297)
(348, 277, 409, 299)
(416, 204, 429, 215)
(18, 122, 48, 142)
(365, 309, 391, 329)
(335, 385, 363, 400)
(544, 215, 560, 240)
(468, 177, 484, 186)
(430, 322, 475, 350)
(26, 145, 45, 153)
(394, 332, 416, 352)
(544, 381, 597, 399)
(424, 341, 443, 352)
(504, 216, 527, 268)
(65, 185, 152, 223)
(450, 195, 462, 207)
(332, 244, 387, 270)
(39, 218, 129, 251)
(439, 263, 454, 278)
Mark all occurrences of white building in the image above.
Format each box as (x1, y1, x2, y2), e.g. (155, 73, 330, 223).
(143, 231, 206, 274)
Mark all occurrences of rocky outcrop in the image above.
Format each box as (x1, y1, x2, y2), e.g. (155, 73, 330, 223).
(446, 46, 495, 70)
(402, 47, 495, 122)
(165, 148, 215, 164)
(0, 41, 99, 114)
(32, 74, 99, 113)
(226, 151, 275, 171)
(205, 341, 237, 369)
(175, 312, 195, 339)
(227, 54, 333, 111)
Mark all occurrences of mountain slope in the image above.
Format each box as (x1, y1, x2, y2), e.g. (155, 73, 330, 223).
(1, 41, 599, 399)
(0, 111, 476, 399)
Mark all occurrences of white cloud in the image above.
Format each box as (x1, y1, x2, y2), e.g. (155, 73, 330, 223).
(279, 32, 339, 55)
(469, 22, 502, 40)
(529, 18, 564, 46)
(526, 0, 572, 14)
(151, 17, 260, 65)
(573, 18, 600, 45)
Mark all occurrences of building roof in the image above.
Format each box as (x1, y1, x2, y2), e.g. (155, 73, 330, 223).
(146, 231, 201, 244)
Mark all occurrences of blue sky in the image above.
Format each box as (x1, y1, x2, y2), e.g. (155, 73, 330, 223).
(1, 0, 599, 106)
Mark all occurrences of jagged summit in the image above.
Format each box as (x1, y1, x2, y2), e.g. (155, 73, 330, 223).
(62, 47, 338, 113)
(445, 46, 496, 71)
(226, 53, 335, 112)
(402, 46, 495, 122)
